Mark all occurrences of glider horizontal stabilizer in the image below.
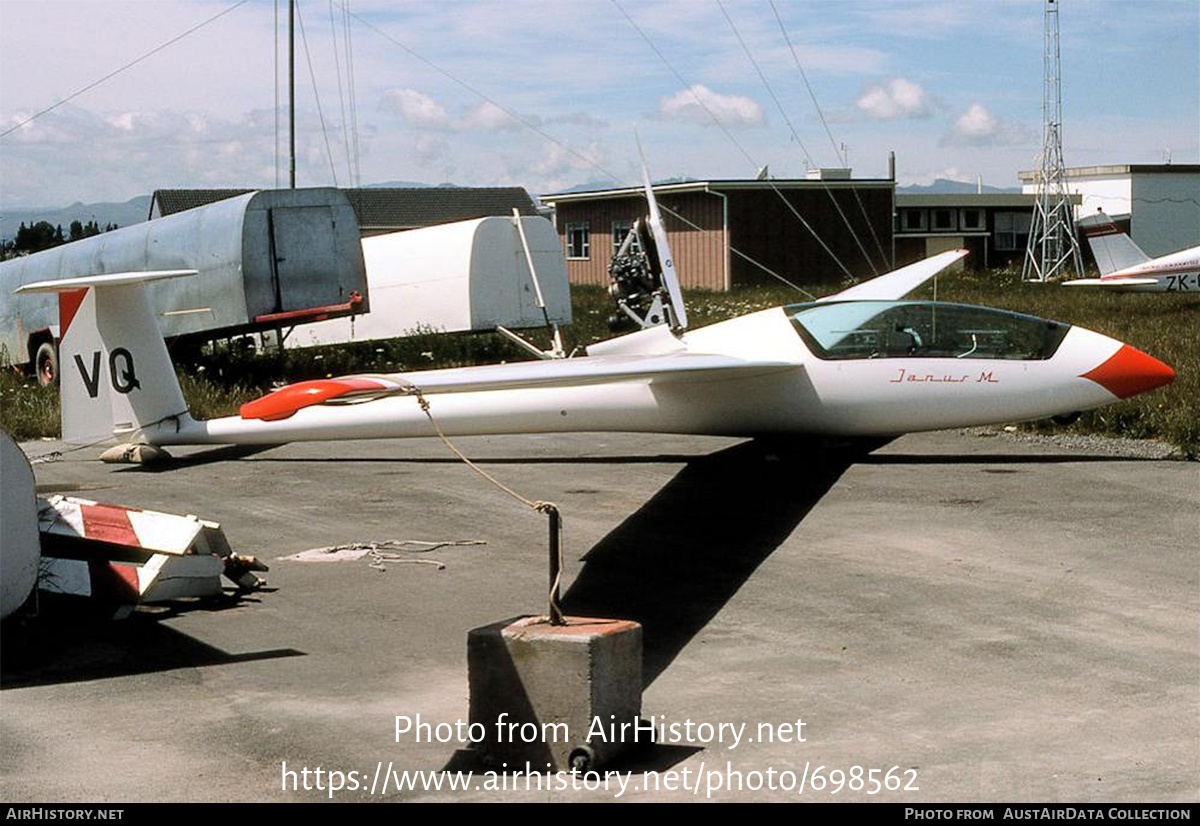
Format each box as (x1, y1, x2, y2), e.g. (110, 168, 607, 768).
(1063, 277, 1160, 288)
(15, 270, 199, 294)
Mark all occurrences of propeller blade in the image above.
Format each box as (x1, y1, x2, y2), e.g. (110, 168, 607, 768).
(637, 140, 688, 330)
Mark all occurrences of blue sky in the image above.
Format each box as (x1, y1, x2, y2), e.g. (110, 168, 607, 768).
(1, 0, 1196, 206)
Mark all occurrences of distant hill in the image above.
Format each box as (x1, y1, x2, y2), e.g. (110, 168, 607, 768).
(548, 180, 620, 195)
(0, 195, 152, 241)
(365, 180, 451, 189)
(4, 177, 1022, 241)
(897, 178, 1019, 195)
(546, 175, 1028, 196)
(0, 181, 491, 241)
(547, 177, 709, 195)
(0, 186, 431, 242)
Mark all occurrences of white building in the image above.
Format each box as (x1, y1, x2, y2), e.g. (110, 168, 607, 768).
(1019, 164, 1200, 257)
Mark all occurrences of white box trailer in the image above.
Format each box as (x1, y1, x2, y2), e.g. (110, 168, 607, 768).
(2, 188, 368, 383)
(287, 215, 571, 349)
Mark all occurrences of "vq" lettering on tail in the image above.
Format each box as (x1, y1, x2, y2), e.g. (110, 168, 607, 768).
(73, 349, 140, 397)
(110, 348, 140, 393)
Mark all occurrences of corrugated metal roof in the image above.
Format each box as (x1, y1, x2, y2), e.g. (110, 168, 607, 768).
(542, 178, 894, 203)
(343, 187, 537, 230)
(150, 189, 253, 218)
(151, 187, 538, 230)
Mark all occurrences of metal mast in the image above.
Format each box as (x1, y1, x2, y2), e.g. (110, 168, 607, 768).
(288, 0, 296, 189)
(1022, 0, 1082, 282)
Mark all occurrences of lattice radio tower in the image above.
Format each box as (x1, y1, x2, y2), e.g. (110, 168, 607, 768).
(1023, 0, 1082, 282)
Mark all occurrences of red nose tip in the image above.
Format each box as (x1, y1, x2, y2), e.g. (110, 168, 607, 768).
(1080, 344, 1175, 399)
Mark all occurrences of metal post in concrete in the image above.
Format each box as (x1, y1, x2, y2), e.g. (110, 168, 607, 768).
(546, 505, 564, 625)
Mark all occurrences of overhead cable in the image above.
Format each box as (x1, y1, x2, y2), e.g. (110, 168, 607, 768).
(1, 0, 251, 140)
(328, 0, 355, 185)
(338, 1, 819, 295)
(613, 0, 856, 282)
(770, 0, 891, 268)
(295, 0, 339, 185)
(719, 0, 881, 276)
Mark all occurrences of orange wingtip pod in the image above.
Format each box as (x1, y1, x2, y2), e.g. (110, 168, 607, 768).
(1080, 345, 1175, 399)
(240, 378, 392, 421)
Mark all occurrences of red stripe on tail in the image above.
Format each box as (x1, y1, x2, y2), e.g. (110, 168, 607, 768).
(59, 289, 88, 338)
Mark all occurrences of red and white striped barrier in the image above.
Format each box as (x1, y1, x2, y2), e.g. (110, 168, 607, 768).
(37, 495, 266, 604)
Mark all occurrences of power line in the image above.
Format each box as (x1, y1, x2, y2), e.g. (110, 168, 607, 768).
(1, 0, 251, 140)
(612, 0, 855, 282)
(718, 0, 881, 276)
(343, 0, 363, 187)
(341, 5, 605, 179)
(275, 0, 280, 188)
(295, 0, 339, 186)
(337, 1, 817, 296)
(770, 1, 844, 170)
(328, 0, 355, 185)
(769, 0, 891, 269)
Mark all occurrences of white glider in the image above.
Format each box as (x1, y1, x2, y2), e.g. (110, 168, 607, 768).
(18, 186, 1174, 452)
(1065, 214, 1200, 292)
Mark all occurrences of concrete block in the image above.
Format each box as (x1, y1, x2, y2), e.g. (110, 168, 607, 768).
(468, 615, 642, 771)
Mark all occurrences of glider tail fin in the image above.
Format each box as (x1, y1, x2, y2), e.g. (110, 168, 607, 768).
(16, 271, 195, 445)
(1079, 216, 1150, 276)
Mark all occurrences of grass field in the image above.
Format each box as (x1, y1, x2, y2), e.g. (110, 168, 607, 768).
(3, 269, 1196, 456)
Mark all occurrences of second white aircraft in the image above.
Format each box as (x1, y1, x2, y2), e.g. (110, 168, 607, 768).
(1065, 213, 1200, 292)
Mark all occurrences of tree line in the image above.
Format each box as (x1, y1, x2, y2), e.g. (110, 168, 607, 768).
(2, 219, 119, 259)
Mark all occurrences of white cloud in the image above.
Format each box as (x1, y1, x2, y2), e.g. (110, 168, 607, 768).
(862, 3, 973, 39)
(413, 134, 449, 165)
(897, 167, 968, 188)
(411, 135, 455, 182)
(2, 3, 1190, 207)
(856, 78, 933, 120)
(517, 140, 607, 192)
(530, 140, 600, 177)
(381, 89, 542, 133)
(381, 89, 454, 130)
(546, 112, 610, 130)
(462, 101, 525, 132)
(0, 102, 347, 203)
(942, 103, 1031, 147)
(952, 104, 998, 140)
(658, 84, 765, 128)
(106, 112, 138, 131)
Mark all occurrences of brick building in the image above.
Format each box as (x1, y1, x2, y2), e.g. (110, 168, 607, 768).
(542, 174, 895, 292)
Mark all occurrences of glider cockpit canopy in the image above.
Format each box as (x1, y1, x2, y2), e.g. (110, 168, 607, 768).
(786, 300, 1072, 362)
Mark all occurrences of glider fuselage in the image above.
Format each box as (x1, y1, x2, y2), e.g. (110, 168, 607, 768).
(142, 301, 1170, 446)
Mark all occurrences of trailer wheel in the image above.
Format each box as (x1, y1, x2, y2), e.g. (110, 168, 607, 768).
(568, 746, 595, 773)
(34, 341, 58, 387)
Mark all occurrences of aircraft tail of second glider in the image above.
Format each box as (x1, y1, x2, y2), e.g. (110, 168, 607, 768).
(15, 271, 196, 445)
(1079, 214, 1150, 276)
